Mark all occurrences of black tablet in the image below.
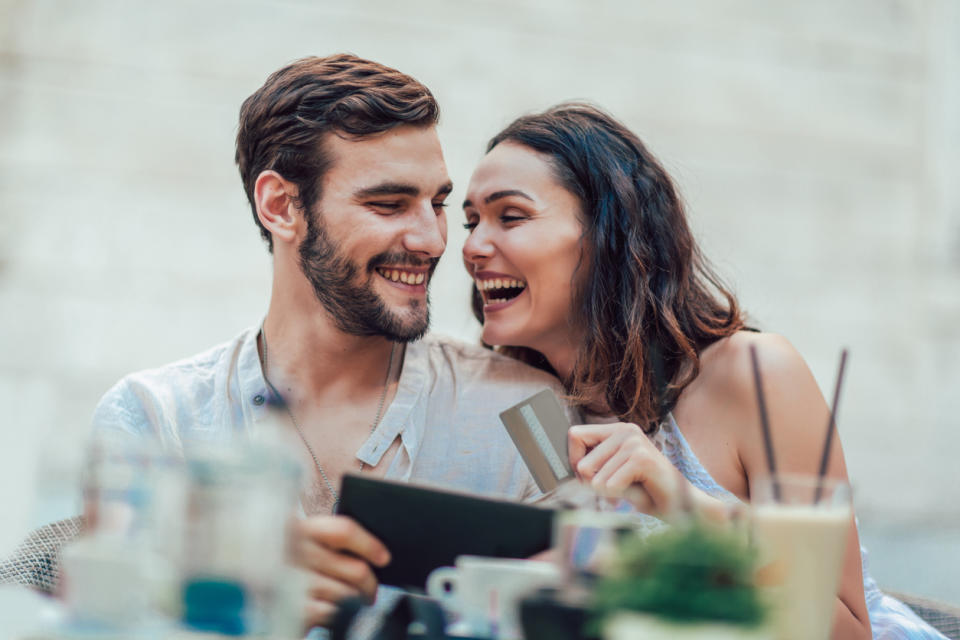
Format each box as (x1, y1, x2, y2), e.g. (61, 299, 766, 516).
(335, 474, 555, 590)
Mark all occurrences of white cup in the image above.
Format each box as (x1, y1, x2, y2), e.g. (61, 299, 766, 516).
(426, 556, 560, 639)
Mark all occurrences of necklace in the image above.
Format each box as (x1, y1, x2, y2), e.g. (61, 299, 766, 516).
(259, 327, 397, 512)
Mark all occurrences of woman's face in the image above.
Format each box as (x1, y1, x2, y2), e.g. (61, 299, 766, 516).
(462, 142, 585, 354)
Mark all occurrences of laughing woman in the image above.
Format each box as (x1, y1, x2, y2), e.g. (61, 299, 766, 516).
(462, 104, 944, 640)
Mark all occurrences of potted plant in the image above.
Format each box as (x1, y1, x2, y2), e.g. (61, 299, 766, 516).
(590, 520, 771, 640)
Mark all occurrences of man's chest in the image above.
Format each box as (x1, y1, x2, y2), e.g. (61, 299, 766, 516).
(291, 405, 403, 515)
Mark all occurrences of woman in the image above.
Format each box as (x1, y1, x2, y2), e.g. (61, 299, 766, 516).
(461, 103, 943, 640)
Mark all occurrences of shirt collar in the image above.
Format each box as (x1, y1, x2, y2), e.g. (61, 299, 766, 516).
(238, 325, 271, 423)
(357, 338, 428, 467)
(242, 322, 429, 468)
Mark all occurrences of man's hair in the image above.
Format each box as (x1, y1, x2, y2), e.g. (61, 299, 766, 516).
(235, 54, 440, 251)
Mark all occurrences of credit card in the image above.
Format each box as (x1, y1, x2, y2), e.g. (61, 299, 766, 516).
(499, 389, 574, 492)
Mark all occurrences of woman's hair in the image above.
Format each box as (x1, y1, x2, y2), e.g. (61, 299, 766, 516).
(473, 103, 744, 433)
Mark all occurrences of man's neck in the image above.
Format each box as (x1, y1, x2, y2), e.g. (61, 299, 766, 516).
(260, 294, 399, 407)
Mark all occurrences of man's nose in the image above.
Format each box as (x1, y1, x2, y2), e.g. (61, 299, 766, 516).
(403, 201, 447, 258)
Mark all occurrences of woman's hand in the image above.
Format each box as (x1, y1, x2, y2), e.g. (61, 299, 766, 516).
(568, 422, 740, 525)
(568, 422, 691, 518)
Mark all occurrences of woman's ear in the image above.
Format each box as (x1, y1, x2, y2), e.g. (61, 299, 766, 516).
(254, 170, 300, 247)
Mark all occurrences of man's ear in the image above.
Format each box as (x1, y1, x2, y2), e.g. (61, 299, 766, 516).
(254, 170, 301, 246)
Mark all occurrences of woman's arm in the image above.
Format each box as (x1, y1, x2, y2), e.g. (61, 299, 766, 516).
(723, 332, 871, 640)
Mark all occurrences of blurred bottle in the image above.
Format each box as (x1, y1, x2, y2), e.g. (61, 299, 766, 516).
(60, 431, 186, 633)
(179, 426, 303, 636)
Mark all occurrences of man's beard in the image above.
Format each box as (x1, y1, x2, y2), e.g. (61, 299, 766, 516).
(298, 210, 437, 342)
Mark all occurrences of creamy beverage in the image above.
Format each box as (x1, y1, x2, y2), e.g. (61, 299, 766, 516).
(751, 477, 851, 640)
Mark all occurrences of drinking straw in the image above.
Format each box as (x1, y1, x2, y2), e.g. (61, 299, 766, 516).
(748, 344, 780, 501)
(814, 349, 849, 503)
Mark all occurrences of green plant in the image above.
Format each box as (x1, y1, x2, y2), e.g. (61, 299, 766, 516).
(590, 520, 766, 629)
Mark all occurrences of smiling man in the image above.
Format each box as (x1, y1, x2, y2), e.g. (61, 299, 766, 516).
(90, 54, 562, 631)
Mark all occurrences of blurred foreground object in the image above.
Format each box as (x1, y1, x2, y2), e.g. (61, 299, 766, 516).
(1, 428, 309, 638)
(590, 519, 769, 640)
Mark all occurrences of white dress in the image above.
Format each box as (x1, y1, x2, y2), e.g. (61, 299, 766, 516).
(653, 414, 947, 640)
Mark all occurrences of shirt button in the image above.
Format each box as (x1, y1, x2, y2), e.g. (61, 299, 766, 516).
(253, 394, 265, 406)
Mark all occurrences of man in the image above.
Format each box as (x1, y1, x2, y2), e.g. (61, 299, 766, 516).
(90, 54, 561, 630)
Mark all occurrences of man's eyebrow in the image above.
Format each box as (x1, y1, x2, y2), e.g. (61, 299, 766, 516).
(435, 181, 453, 198)
(463, 189, 534, 209)
(354, 182, 421, 199)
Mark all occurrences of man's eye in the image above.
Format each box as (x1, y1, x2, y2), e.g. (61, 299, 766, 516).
(432, 201, 448, 212)
(369, 202, 401, 211)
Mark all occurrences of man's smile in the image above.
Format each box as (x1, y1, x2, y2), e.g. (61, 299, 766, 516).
(375, 266, 428, 289)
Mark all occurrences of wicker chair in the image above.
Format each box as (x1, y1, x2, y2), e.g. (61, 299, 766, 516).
(887, 591, 960, 640)
(0, 516, 84, 594)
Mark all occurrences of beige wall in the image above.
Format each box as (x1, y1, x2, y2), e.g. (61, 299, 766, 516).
(1, 0, 958, 599)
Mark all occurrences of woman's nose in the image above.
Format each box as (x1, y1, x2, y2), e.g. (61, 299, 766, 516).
(462, 224, 494, 264)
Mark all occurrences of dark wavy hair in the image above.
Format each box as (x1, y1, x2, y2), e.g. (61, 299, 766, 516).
(472, 103, 745, 433)
(235, 54, 439, 251)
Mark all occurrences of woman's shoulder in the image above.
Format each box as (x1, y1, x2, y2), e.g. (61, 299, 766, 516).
(697, 330, 812, 400)
(691, 330, 833, 477)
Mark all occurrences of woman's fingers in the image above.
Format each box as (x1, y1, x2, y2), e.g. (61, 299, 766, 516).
(568, 423, 642, 473)
(569, 422, 700, 519)
(567, 423, 620, 468)
(574, 429, 627, 479)
(588, 432, 683, 516)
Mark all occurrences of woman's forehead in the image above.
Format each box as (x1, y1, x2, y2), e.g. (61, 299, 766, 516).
(466, 142, 561, 204)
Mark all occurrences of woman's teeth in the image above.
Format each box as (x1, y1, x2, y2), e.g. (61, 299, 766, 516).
(477, 277, 527, 304)
(478, 278, 526, 290)
(376, 268, 426, 285)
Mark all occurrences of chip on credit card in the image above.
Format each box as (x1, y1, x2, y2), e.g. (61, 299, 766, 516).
(499, 389, 574, 492)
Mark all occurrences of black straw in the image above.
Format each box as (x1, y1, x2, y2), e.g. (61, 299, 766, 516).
(814, 349, 849, 503)
(749, 344, 780, 501)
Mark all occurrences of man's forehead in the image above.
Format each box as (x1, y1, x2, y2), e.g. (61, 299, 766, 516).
(321, 126, 450, 194)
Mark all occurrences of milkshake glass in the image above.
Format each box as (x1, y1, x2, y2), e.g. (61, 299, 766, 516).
(750, 473, 851, 640)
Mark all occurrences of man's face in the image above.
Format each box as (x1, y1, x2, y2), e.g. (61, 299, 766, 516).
(299, 125, 451, 341)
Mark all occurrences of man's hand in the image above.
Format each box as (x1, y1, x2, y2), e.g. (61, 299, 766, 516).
(289, 515, 391, 629)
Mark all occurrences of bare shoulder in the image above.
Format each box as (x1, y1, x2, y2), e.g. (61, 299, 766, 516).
(697, 331, 836, 479)
(697, 331, 814, 402)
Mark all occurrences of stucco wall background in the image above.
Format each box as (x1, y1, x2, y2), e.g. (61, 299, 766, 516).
(1, 0, 958, 601)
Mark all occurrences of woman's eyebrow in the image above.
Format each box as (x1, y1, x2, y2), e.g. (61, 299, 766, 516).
(462, 189, 534, 209)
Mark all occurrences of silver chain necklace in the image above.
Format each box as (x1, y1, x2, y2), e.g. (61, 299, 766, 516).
(259, 327, 397, 512)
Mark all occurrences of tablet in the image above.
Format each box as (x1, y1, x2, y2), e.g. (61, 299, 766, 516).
(335, 474, 555, 590)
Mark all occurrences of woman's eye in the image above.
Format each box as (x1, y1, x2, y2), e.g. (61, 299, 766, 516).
(462, 221, 478, 231)
(500, 215, 525, 224)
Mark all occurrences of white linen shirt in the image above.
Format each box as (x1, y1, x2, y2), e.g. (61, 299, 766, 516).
(91, 326, 567, 502)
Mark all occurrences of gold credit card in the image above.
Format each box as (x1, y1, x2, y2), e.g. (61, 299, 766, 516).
(499, 389, 573, 492)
